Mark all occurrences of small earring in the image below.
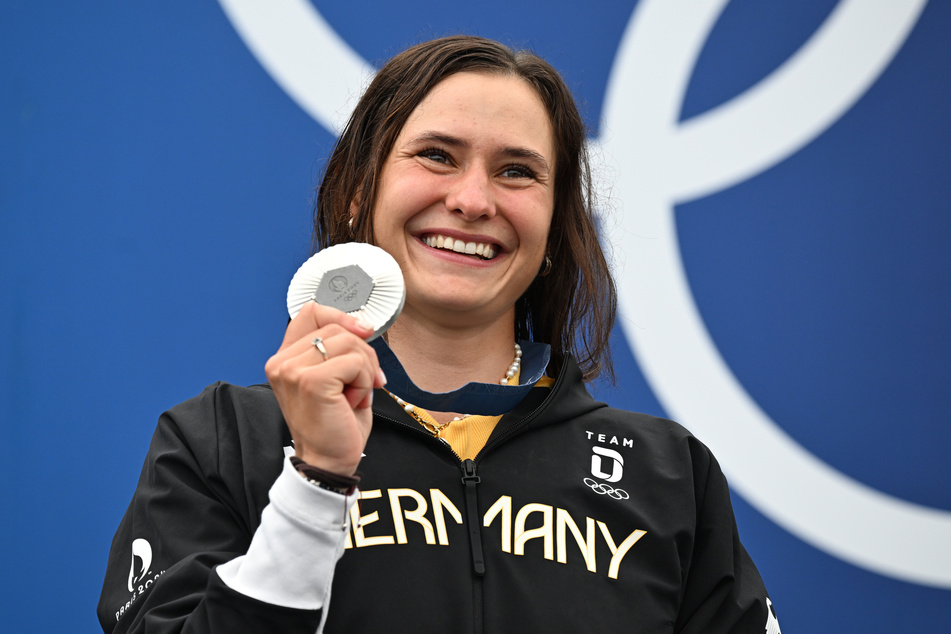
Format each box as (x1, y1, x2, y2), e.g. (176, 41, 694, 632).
(347, 216, 355, 237)
(538, 255, 552, 277)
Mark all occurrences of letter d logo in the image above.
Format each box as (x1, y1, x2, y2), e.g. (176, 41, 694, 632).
(591, 447, 624, 483)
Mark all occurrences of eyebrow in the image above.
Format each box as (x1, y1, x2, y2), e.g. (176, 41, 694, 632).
(407, 131, 551, 172)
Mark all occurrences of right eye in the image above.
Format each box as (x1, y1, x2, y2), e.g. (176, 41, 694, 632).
(418, 147, 450, 164)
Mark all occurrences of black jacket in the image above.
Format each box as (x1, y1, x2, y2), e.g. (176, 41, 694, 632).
(99, 358, 777, 633)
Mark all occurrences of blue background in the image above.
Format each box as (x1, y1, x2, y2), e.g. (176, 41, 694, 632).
(2, 1, 949, 631)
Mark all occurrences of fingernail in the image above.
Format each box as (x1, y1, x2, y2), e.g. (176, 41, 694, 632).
(356, 319, 374, 331)
(377, 369, 388, 386)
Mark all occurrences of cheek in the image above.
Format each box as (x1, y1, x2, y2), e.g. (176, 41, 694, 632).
(525, 204, 554, 252)
(505, 191, 554, 240)
(376, 175, 440, 227)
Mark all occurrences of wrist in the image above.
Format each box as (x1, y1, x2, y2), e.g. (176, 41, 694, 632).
(294, 447, 360, 478)
(289, 456, 360, 495)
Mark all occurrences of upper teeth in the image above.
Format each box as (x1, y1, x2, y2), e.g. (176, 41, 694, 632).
(424, 234, 498, 260)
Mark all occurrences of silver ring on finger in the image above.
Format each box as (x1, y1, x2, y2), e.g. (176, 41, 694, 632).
(311, 336, 329, 361)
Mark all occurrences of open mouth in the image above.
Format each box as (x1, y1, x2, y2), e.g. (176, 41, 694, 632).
(422, 234, 499, 260)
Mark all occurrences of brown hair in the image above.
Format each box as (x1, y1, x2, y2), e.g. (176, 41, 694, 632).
(313, 35, 616, 381)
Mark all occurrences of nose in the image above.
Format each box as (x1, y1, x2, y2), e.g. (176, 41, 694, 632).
(445, 167, 496, 221)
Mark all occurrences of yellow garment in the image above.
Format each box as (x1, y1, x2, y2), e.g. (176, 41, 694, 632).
(400, 369, 555, 461)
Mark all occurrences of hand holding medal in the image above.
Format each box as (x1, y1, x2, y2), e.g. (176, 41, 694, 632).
(266, 242, 405, 476)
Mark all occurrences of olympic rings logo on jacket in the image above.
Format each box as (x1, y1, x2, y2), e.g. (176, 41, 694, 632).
(583, 477, 630, 500)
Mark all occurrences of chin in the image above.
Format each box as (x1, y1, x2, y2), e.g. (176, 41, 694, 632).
(412, 291, 503, 319)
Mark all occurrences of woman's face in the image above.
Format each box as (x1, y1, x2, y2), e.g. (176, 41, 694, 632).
(370, 71, 555, 330)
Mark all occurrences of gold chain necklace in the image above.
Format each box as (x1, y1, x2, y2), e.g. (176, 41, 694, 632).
(387, 343, 522, 436)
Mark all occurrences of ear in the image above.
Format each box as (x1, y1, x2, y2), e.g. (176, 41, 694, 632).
(348, 196, 361, 236)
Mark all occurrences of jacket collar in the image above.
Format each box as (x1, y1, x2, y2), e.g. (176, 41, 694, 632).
(370, 337, 551, 416)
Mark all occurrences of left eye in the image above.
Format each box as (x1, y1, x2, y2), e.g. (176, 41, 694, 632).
(502, 165, 536, 179)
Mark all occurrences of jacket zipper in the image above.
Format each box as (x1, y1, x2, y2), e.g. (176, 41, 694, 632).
(374, 414, 486, 633)
(374, 361, 568, 634)
(461, 459, 486, 576)
(377, 359, 568, 568)
(373, 415, 487, 575)
(462, 458, 485, 634)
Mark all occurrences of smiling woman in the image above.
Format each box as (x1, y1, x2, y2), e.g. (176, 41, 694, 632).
(372, 72, 555, 367)
(318, 36, 614, 382)
(99, 35, 778, 633)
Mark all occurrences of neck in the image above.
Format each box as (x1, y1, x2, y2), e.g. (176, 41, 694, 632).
(385, 308, 518, 394)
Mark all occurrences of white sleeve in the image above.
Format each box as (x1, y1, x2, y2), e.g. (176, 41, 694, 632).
(216, 457, 357, 620)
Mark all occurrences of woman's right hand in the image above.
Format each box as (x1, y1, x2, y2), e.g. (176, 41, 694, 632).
(265, 301, 386, 477)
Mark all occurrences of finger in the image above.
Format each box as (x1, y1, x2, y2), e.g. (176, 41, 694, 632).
(267, 323, 343, 379)
(295, 351, 378, 410)
(342, 377, 376, 410)
(267, 328, 385, 392)
(297, 327, 387, 388)
(321, 343, 384, 398)
(271, 322, 367, 373)
(276, 323, 347, 359)
(287, 327, 377, 373)
(310, 334, 330, 362)
(281, 301, 375, 349)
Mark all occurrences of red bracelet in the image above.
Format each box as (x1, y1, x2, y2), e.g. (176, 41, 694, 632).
(289, 457, 360, 495)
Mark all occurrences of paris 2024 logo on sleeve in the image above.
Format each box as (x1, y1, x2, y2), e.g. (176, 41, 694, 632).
(216, 0, 949, 589)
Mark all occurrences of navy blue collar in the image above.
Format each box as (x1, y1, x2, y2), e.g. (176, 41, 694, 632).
(370, 338, 551, 415)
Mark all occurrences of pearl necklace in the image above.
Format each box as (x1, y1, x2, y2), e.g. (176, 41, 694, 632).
(501, 342, 522, 385)
(389, 343, 522, 436)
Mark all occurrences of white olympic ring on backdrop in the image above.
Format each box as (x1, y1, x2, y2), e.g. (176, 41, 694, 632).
(217, 0, 951, 588)
(584, 477, 631, 500)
